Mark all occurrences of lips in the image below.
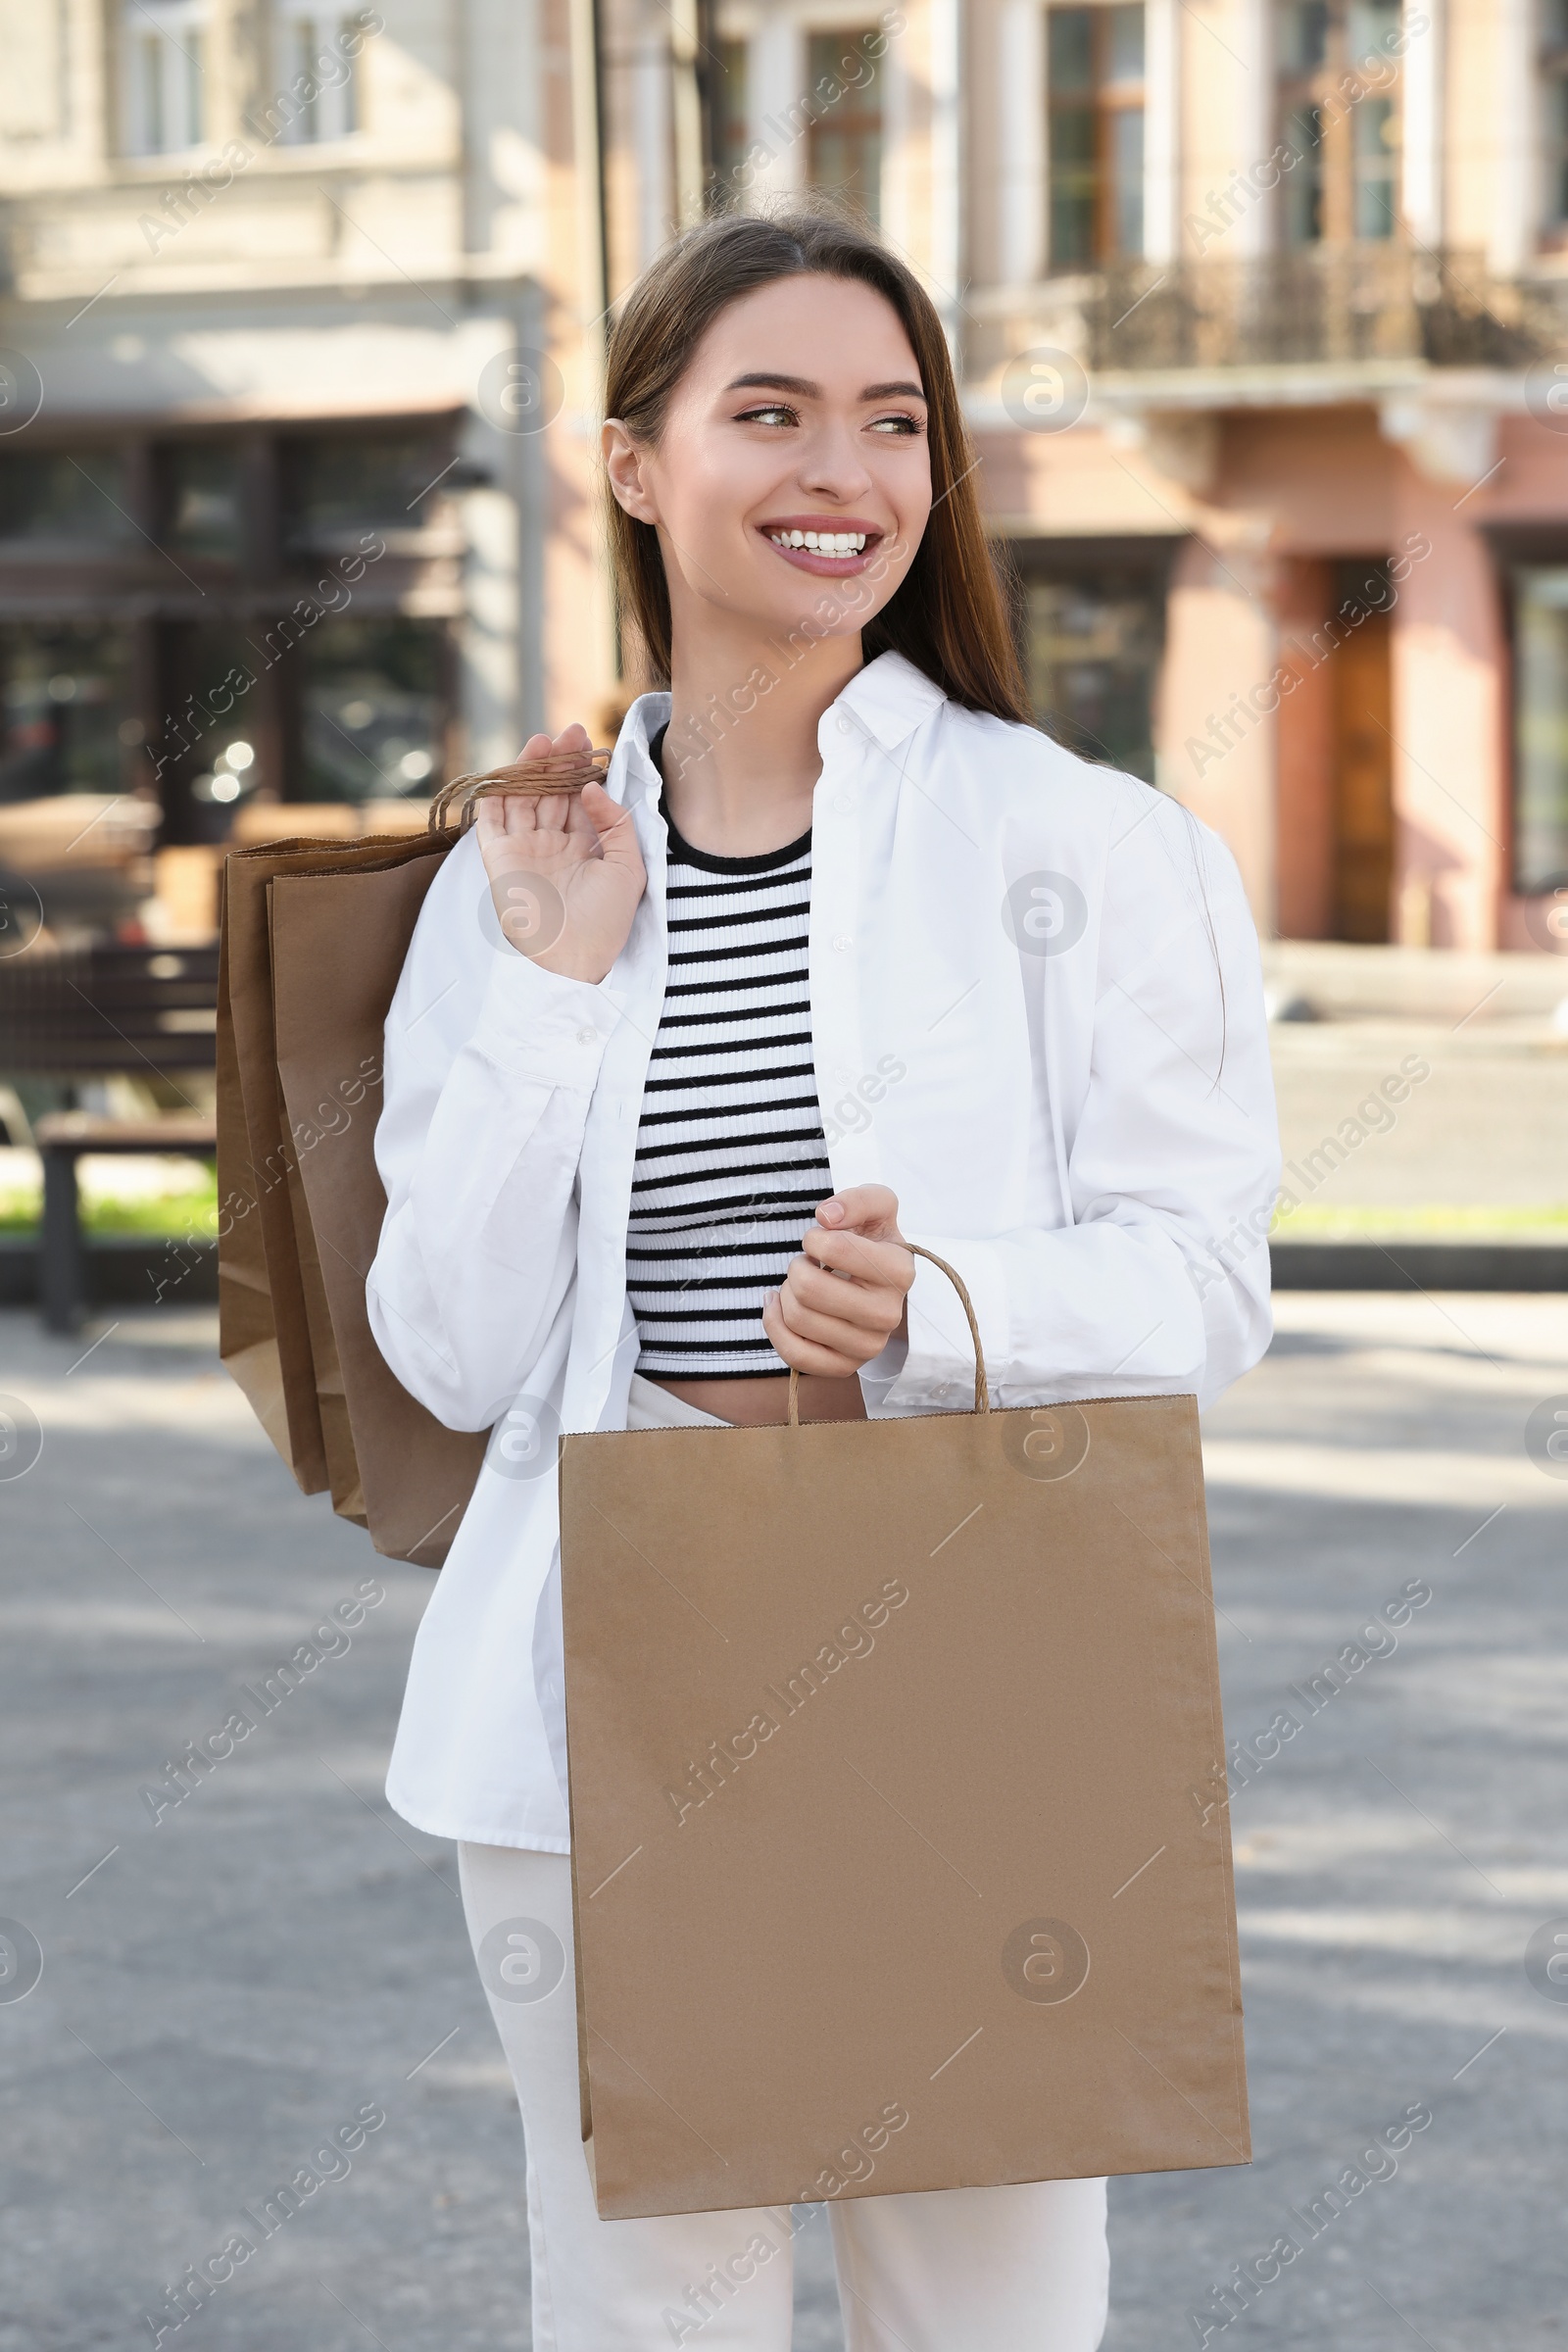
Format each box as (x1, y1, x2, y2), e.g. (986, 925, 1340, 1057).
(759, 517, 883, 575)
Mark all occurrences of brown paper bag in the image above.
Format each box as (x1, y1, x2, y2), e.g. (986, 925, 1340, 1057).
(219, 827, 485, 1565)
(560, 1248, 1249, 2221)
(269, 858, 488, 1567)
(218, 841, 333, 1495)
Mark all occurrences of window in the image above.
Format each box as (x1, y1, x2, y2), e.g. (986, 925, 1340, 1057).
(1017, 541, 1175, 784)
(157, 620, 264, 838)
(300, 618, 448, 803)
(283, 430, 451, 549)
(0, 624, 134, 804)
(0, 452, 136, 546)
(1276, 0, 1402, 247)
(270, 6, 365, 144)
(1544, 0, 1568, 229)
(123, 0, 207, 157)
(1513, 567, 1568, 896)
(0, 422, 460, 889)
(161, 443, 244, 563)
(710, 37, 750, 196)
(805, 29, 883, 224)
(1047, 6, 1145, 270)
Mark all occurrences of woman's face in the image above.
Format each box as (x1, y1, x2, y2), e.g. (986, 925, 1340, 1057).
(604, 272, 933, 648)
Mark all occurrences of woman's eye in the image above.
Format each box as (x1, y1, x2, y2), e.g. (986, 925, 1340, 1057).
(868, 413, 923, 436)
(735, 404, 798, 428)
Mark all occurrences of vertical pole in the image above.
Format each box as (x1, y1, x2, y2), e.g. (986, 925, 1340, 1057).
(670, 0, 705, 226)
(696, 0, 721, 203)
(928, 0, 962, 342)
(568, 0, 618, 698)
(40, 1148, 85, 1336)
(570, 0, 612, 331)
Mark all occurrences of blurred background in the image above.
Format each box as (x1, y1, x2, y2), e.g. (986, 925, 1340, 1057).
(1, 0, 1567, 1272)
(1, 6, 1565, 2350)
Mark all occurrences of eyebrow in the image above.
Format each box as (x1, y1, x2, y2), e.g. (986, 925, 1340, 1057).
(724, 371, 927, 402)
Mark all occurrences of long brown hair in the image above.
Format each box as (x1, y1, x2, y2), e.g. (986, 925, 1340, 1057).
(602, 206, 1031, 724)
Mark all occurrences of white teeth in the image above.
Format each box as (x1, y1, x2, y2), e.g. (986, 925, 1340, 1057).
(769, 529, 868, 553)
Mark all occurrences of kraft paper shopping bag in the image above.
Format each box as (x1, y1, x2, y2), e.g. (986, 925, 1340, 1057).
(560, 1249, 1249, 2219)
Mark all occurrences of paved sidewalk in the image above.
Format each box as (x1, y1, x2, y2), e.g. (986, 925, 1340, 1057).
(1, 1294, 1563, 2350)
(1262, 944, 1568, 1216)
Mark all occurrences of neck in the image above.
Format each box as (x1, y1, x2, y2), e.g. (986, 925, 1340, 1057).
(659, 610, 863, 858)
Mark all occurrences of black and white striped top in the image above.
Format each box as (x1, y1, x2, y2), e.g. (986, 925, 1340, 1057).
(627, 772, 832, 1380)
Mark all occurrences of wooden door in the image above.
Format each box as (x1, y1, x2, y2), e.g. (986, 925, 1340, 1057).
(1330, 611, 1394, 944)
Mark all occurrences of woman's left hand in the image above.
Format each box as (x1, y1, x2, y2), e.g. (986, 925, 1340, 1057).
(762, 1186, 914, 1379)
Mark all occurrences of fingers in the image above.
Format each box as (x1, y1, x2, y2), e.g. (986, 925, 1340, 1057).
(813, 1184, 903, 1242)
(760, 1290, 863, 1380)
(477, 723, 601, 842)
(801, 1223, 914, 1295)
(784, 1250, 906, 1333)
(579, 780, 648, 880)
(783, 1202, 912, 1370)
(477, 735, 557, 843)
(524, 723, 599, 836)
(762, 1244, 906, 1378)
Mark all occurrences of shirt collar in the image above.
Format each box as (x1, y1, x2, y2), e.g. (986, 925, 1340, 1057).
(605, 652, 946, 804)
(829, 652, 948, 750)
(607, 691, 672, 809)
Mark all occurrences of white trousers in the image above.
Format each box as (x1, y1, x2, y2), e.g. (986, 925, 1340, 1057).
(460, 1840, 1110, 2352)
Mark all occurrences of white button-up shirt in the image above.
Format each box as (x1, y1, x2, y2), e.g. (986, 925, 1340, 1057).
(368, 653, 1280, 1851)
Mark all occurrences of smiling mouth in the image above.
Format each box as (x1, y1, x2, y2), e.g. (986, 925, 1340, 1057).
(760, 521, 881, 571)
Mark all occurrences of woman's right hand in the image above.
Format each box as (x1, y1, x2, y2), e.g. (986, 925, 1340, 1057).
(475, 722, 647, 983)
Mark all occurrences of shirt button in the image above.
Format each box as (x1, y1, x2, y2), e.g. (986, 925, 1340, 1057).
(576, 1026, 598, 1047)
(835, 713, 853, 735)
(833, 789, 855, 814)
(832, 933, 853, 953)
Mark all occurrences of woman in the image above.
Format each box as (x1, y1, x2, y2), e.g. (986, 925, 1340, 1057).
(368, 207, 1278, 2351)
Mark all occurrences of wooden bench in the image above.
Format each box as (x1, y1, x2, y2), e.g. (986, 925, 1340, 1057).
(0, 941, 219, 1074)
(0, 944, 220, 1331)
(31, 1112, 218, 1334)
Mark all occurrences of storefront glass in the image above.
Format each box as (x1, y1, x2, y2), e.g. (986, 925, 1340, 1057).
(0, 622, 135, 802)
(299, 616, 447, 803)
(0, 452, 137, 545)
(1514, 566, 1568, 894)
(1019, 543, 1173, 784)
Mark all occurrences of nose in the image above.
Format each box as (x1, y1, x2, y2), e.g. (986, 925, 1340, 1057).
(798, 415, 874, 506)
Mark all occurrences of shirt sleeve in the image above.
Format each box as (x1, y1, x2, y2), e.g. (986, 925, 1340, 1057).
(871, 792, 1280, 1417)
(366, 834, 619, 1431)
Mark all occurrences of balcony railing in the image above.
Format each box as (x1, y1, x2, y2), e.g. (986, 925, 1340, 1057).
(966, 246, 1568, 380)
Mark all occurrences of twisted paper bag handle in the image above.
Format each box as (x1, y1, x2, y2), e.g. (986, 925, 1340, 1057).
(428, 744, 614, 833)
(787, 1245, 991, 1428)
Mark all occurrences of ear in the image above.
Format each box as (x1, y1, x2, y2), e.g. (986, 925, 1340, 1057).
(603, 418, 659, 524)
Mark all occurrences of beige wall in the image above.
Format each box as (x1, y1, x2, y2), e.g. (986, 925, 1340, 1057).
(1158, 537, 1278, 922)
(989, 393, 1568, 952)
(3, 0, 1568, 938)
(1388, 456, 1506, 952)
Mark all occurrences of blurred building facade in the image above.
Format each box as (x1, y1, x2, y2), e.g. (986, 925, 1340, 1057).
(0, 0, 1566, 953)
